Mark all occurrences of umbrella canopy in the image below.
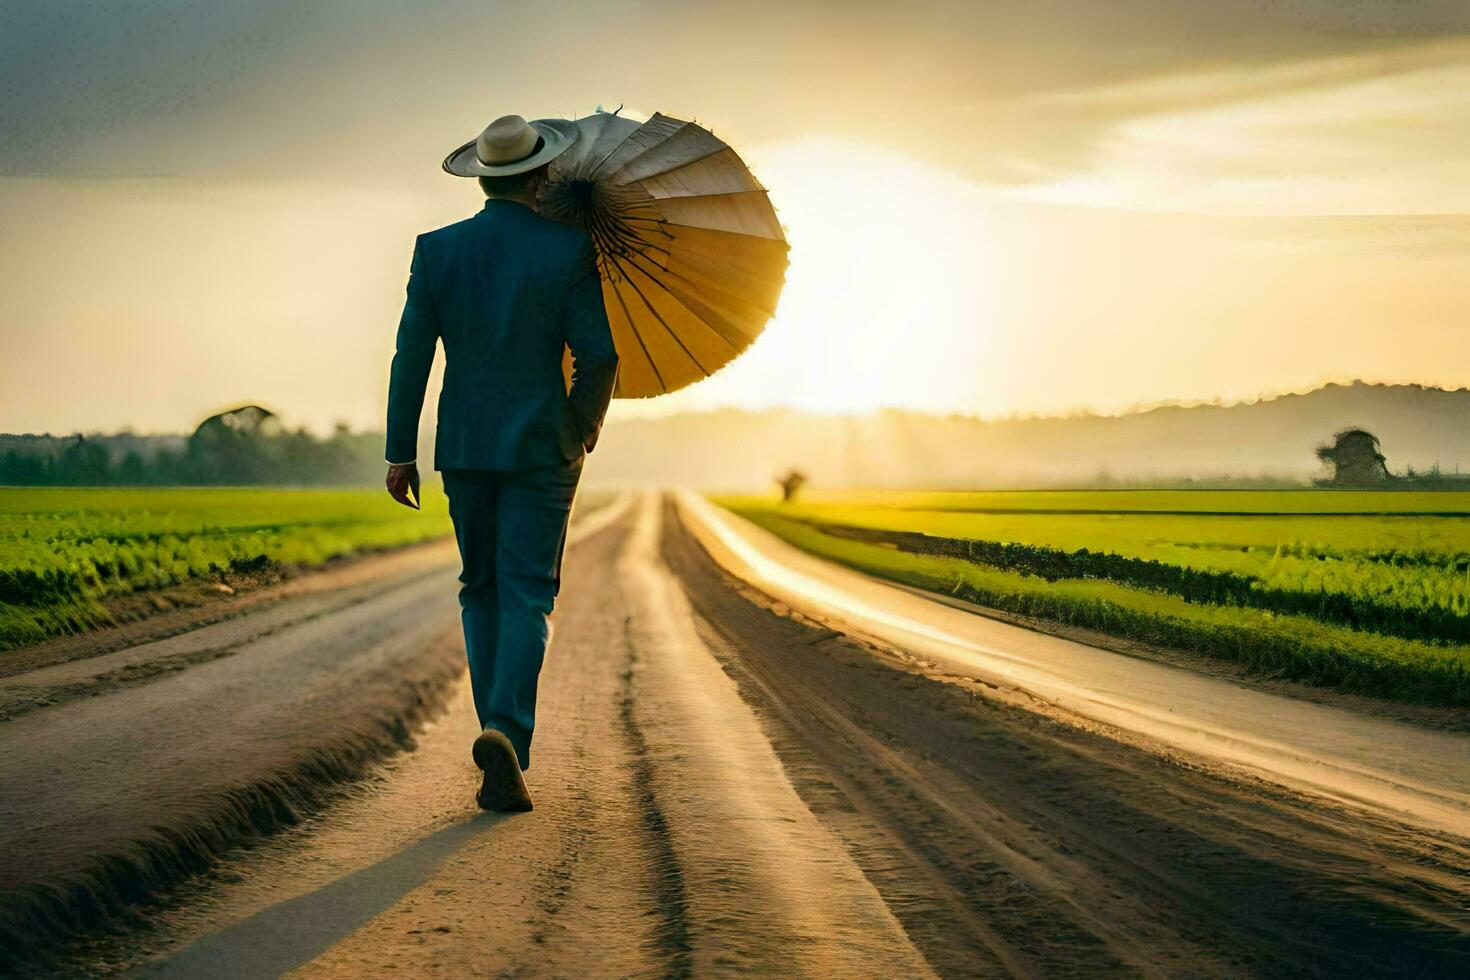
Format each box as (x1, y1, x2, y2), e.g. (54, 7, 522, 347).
(541, 111, 788, 398)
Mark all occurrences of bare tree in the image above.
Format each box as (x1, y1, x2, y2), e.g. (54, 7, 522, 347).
(776, 469, 807, 503)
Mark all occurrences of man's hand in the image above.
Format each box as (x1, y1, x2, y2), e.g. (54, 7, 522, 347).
(386, 462, 421, 510)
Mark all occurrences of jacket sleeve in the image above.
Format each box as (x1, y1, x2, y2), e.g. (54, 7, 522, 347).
(562, 236, 618, 453)
(385, 236, 440, 465)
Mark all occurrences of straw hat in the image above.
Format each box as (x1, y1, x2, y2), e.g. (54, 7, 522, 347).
(442, 115, 579, 177)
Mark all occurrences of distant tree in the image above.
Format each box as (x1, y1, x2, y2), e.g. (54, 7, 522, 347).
(1315, 428, 1390, 486)
(776, 469, 807, 503)
(187, 405, 280, 484)
(0, 449, 47, 485)
(0, 403, 392, 487)
(116, 450, 148, 485)
(57, 435, 111, 486)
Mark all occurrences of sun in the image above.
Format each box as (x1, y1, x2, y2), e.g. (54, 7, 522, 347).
(611, 137, 1006, 419)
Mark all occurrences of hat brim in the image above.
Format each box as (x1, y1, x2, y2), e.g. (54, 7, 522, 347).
(443, 118, 579, 177)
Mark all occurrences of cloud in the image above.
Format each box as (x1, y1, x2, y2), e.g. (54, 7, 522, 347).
(1007, 45, 1470, 213)
(939, 37, 1470, 185)
(3, 0, 1468, 187)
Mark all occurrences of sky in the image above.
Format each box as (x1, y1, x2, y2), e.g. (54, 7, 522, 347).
(2, 0, 1469, 434)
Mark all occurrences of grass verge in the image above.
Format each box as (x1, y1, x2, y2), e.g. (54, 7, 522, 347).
(1, 487, 454, 650)
(724, 505, 1470, 708)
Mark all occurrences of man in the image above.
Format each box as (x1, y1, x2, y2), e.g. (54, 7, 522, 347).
(384, 114, 618, 812)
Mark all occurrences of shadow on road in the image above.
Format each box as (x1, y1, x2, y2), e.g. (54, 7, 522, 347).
(144, 812, 508, 979)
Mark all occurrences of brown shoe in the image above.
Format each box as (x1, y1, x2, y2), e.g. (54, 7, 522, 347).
(472, 728, 533, 812)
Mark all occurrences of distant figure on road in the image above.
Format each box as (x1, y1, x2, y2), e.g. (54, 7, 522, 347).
(384, 114, 618, 812)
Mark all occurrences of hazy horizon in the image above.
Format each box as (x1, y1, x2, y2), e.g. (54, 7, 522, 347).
(3, 377, 1464, 441)
(10, 381, 1470, 495)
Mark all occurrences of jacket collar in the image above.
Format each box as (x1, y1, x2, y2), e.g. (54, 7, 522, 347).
(479, 198, 537, 216)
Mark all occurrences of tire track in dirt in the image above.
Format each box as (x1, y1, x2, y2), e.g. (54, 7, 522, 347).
(607, 492, 935, 976)
(615, 613, 695, 977)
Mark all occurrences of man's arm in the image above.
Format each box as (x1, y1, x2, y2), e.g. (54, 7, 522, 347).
(562, 237, 618, 453)
(385, 237, 439, 507)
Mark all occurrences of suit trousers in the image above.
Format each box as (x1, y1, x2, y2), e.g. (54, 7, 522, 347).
(441, 459, 583, 770)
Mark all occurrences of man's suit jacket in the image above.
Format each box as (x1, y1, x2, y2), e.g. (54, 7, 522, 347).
(386, 199, 619, 471)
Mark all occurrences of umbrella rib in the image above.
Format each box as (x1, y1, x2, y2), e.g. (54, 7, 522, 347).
(585, 124, 649, 179)
(616, 216, 675, 247)
(609, 209, 670, 256)
(575, 188, 624, 258)
(626, 218, 788, 247)
(586, 208, 627, 269)
(607, 261, 668, 394)
(625, 225, 787, 283)
(588, 113, 696, 178)
(587, 119, 670, 179)
(616, 265, 715, 377)
(577, 188, 673, 265)
(611, 142, 731, 185)
(623, 251, 703, 301)
(621, 252, 752, 346)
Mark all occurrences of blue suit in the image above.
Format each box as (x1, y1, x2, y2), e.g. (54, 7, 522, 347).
(386, 198, 618, 769)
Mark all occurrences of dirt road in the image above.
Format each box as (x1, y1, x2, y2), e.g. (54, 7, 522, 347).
(9, 492, 1468, 977)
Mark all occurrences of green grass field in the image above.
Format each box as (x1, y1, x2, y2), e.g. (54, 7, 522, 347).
(0, 487, 455, 650)
(715, 491, 1470, 707)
